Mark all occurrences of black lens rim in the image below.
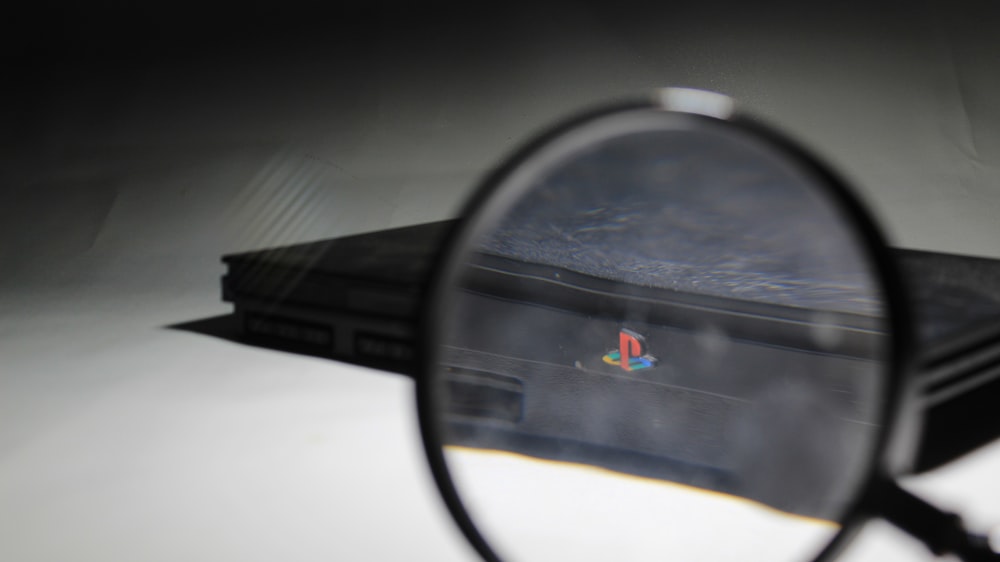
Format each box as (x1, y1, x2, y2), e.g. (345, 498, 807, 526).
(415, 90, 914, 562)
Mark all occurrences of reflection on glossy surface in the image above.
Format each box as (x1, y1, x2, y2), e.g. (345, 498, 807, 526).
(429, 109, 889, 561)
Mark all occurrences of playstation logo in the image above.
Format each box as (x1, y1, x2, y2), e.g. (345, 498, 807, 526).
(602, 328, 659, 371)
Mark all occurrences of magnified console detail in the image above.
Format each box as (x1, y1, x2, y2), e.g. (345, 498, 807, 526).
(424, 110, 892, 562)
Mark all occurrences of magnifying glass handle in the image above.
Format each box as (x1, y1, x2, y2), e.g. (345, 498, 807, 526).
(876, 479, 1000, 561)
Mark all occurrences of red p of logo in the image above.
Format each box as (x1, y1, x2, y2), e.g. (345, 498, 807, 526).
(619, 329, 646, 371)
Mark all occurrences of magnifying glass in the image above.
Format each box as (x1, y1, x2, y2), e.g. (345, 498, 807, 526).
(416, 89, 1000, 562)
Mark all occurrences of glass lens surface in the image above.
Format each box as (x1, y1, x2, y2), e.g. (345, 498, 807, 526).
(428, 113, 889, 562)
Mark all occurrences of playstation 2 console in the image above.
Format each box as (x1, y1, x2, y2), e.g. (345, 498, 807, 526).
(221, 222, 1000, 474)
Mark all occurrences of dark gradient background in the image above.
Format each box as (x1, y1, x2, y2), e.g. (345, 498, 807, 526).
(3, 1, 1000, 560)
